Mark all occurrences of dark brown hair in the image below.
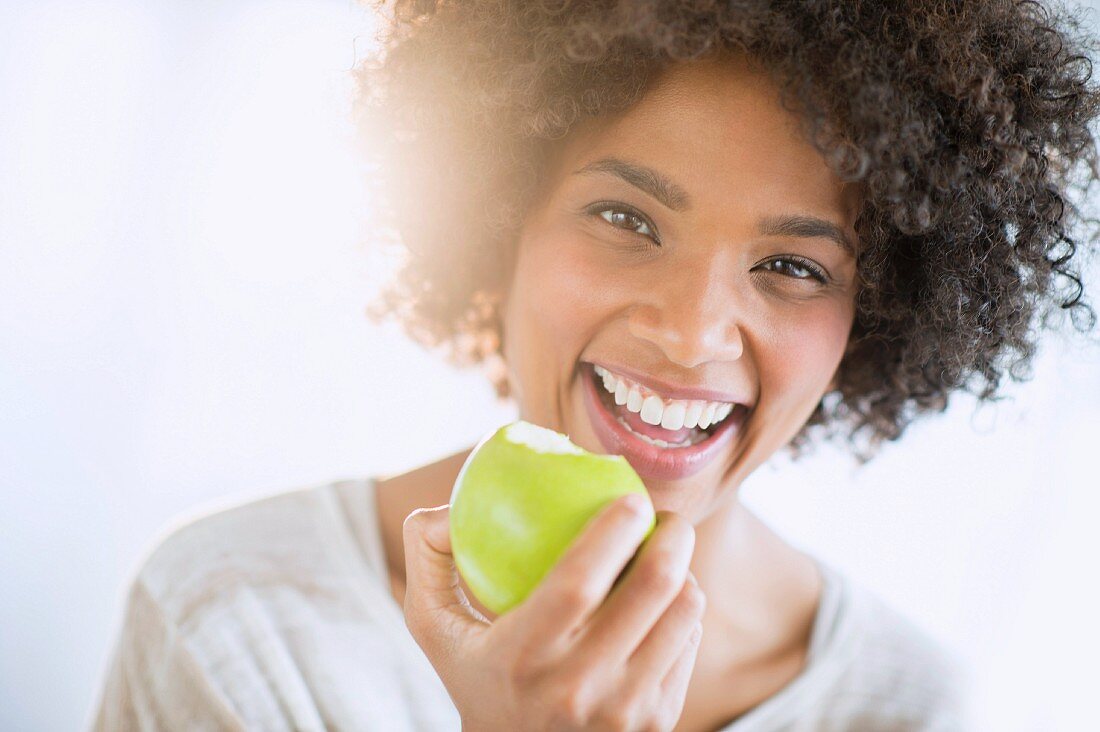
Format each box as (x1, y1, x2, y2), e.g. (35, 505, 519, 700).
(354, 0, 1100, 462)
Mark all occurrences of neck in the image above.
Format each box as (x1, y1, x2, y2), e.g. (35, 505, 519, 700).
(690, 489, 821, 659)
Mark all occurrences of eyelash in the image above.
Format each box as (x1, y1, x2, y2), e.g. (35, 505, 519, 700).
(586, 202, 831, 284)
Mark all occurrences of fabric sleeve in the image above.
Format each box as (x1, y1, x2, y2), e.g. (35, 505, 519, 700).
(90, 579, 249, 732)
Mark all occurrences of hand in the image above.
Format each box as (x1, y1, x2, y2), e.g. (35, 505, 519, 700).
(401, 494, 706, 731)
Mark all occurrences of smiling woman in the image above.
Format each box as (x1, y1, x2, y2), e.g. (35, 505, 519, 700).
(498, 56, 864, 495)
(358, 0, 1100, 464)
(91, 1, 1100, 731)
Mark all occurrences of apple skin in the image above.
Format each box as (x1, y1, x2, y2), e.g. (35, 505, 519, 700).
(449, 420, 656, 616)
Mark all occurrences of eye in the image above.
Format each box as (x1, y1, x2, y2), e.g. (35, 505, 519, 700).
(589, 203, 660, 243)
(758, 256, 829, 284)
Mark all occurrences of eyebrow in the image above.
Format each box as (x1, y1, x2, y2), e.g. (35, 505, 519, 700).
(575, 157, 690, 211)
(758, 214, 856, 257)
(573, 156, 856, 256)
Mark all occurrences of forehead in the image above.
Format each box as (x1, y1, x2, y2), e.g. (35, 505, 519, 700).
(552, 55, 861, 226)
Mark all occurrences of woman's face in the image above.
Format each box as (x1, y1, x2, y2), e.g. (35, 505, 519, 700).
(501, 54, 861, 519)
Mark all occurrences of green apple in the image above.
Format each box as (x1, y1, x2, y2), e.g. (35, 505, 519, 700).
(449, 420, 656, 616)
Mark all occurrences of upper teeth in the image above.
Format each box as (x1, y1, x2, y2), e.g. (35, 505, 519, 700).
(593, 365, 735, 430)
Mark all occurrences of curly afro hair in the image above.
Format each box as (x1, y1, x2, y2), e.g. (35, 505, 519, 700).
(353, 0, 1100, 463)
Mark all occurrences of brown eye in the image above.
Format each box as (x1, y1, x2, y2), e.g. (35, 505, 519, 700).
(593, 204, 659, 242)
(759, 257, 828, 284)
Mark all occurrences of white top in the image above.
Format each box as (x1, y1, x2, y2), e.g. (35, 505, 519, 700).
(92, 478, 973, 731)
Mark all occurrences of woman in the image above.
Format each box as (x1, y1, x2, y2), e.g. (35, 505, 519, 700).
(94, 1, 1099, 730)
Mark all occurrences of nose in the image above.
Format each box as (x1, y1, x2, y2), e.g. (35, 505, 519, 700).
(626, 266, 745, 369)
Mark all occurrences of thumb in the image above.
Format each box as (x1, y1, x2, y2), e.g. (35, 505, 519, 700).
(401, 504, 488, 654)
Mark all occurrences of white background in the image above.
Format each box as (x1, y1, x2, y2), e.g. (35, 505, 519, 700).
(2, 1, 1099, 729)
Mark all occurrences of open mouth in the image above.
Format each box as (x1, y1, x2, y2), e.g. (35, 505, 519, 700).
(590, 362, 737, 448)
(581, 361, 746, 481)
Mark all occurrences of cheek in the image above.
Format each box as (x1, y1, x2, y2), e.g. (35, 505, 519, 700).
(508, 225, 613, 354)
(757, 301, 852, 403)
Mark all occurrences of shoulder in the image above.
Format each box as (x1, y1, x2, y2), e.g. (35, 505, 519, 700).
(134, 479, 365, 620)
(824, 569, 973, 730)
(94, 478, 410, 730)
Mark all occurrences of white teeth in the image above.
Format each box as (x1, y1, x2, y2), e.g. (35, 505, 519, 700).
(640, 395, 664, 425)
(684, 401, 705, 429)
(697, 403, 716, 430)
(614, 380, 629, 406)
(660, 401, 686, 430)
(593, 364, 738, 432)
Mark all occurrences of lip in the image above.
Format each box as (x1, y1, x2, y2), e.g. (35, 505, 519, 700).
(589, 360, 751, 405)
(581, 362, 747, 481)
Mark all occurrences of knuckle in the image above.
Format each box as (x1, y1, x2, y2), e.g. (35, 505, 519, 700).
(612, 496, 642, 525)
(594, 705, 636, 732)
(551, 685, 591, 727)
(668, 515, 696, 547)
(634, 553, 680, 594)
(681, 583, 707, 615)
(559, 580, 602, 612)
(507, 651, 542, 688)
(615, 495, 646, 519)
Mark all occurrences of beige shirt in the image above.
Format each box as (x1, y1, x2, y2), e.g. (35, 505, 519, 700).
(92, 478, 972, 731)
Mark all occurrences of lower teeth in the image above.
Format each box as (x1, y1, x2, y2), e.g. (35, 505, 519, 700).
(615, 415, 710, 448)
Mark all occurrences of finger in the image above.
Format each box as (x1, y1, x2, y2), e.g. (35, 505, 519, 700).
(654, 621, 704, 729)
(495, 493, 653, 654)
(402, 505, 489, 661)
(569, 511, 695, 671)
(623, 573, 706, 688)
(602, 576, 704, 732)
